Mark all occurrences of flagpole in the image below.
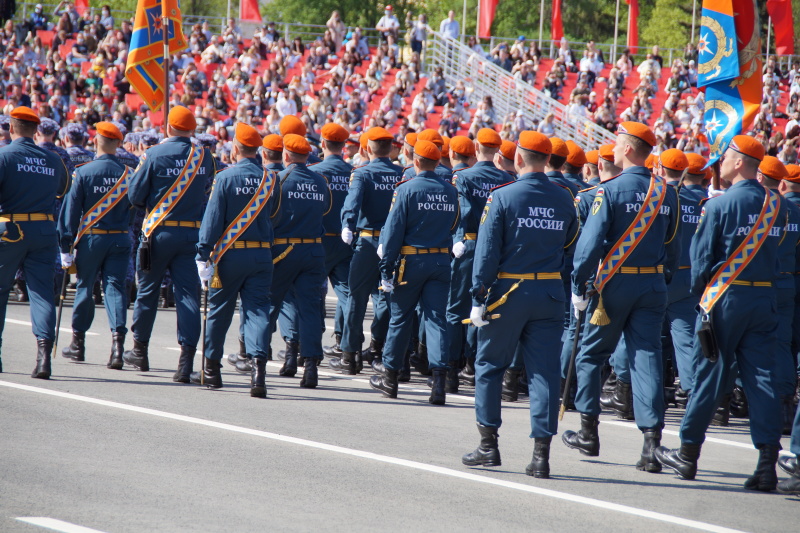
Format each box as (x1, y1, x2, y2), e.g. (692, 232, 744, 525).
(691, 0, 697, 44)
(612, 0, 620, 62)
(538, 0, 544, 52)
(461, 0, 467, 43)
(476, 0, 480, 41)
(766, 16, 772, 57)
(162, 2, 170, 136)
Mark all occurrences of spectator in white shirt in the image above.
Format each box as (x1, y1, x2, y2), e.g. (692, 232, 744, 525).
(439, 11, 460, 40)
(275, 91, 297, 117)
(376, 6, 400, 42)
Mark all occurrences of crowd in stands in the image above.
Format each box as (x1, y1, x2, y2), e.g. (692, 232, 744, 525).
(2, 3, 799, 165)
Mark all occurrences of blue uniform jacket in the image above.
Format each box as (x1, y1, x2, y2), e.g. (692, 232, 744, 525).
(572, 166, 680, 296)
(272, 162, 331, 239)
(777, 190, 800, 285)
(127, 137, 214, 223)
(472, 172, 578, 306)
(341, 157, 403, 232)
(57, 154, 132, 251)
(310, 154, 352, 234)
(452, 161, 511, 242)
(547, 170, 580, 197)
(783, 191, 800, 278)
(379, 170, 459, 280)
(575, 185, 599, 225)
(0, 137, 69, 215)
(40, 141, 75, 177)
(116, 147, 139, 168)
(403, 163, 453, 181)
(196, 157, 276, 262)
(690, 179, 785, 295)
(674, 183, 706, 268)
(563, 171, 586, 192)
(66, 145, 95, 167)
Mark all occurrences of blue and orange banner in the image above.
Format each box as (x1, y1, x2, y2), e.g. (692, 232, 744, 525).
(700, 0, 762, 165)
(125, 0, 188, 112)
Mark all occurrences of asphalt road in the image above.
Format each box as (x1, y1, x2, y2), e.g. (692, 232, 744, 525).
(1, 299, 798, 533)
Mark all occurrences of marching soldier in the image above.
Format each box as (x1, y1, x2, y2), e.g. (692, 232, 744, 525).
(494, 140, 517, 177)
(583, 150, 601, 186)
(545, 138, 579, 196)
(0, 106, 69, 377)
(57, 122, 132, 369)
(778, 407, 800, 494)
(449, 135, 475, 172)
(656, 136, 785, 491)
(446, 128, 508, 390)
(280, 115, 321, 164)
(339, 127, 403, 372)
(563, 141, 587, 190)
(440, 137, 452, 170)
(0, 115, 10, 147)
(194, 124, 275, 395)
(462, 131, 577, 477)
(115, 125, 140, 168)
(124, 107, 215, 380)
(403, 129, 452, 181)
(267, 133, 331, 388)
(370, 140, 459, 404)
(565, 122, 679, 472)
(64, 123, 95, 167)
(781, 164, 800, 406)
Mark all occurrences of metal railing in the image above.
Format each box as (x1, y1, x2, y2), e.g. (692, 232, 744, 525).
(425, 31, 616, 149)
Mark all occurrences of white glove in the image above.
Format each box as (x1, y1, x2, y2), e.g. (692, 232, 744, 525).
(572, 293, 589, 319)
(453, 241, 466, 258)
(60, 253, 73, 269)
(341, 227, 353, 244)
(377, 243, 384, 259)
(380, 279, 395, 293)
(196, 260, 214, 282)
(470, 305, 489, 327)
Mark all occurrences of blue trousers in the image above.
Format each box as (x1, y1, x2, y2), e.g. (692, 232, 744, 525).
(774, 278, 796, 398)
(679, 286, 782, 447)
(72, 234, 130, 333)
(446, 240, 478, 362)
(268, 243, 325, 359)
(791, 403, 800, 456)
(0, 220, 57, 342)
(575, 274, 666, 430)
(665, 270, 700, 391)
(474, 279, 564, 437)
(382, 254, 450, 371)
(278, 291, 300, 342)
(793, 275, 800, 376)
(341, 235, 389, 353)
(205, 248, 272, 361)
(131, 227, 201, 347)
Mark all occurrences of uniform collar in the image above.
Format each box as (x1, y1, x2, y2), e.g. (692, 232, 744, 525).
(519, 171, 548, 181)
(684, 183, 706, 192)
(370, 157, 392, 165)
(12, 137, 36, 146)
(783, 191, 800, 200)
(473, 161, 496, 168)
(167, 136, 192, 144)
(729, 178, 763, 191)
(619, 166, 652, 178)
(453, 163, 469, 171)
(546, 170, 564, 178)
(323, 154, 343, 161)
(95, 153, 119, 162)
(236, 157, 260, 167)
(416, 170, 439, 180)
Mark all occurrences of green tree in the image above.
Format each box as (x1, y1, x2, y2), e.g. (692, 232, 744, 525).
(640, 0, 693, 50)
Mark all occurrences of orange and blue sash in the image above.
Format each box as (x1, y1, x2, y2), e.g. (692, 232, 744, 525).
(74, 167, 130, 245)
(699, 188, 780, 314)
(141, 146, 204, 238)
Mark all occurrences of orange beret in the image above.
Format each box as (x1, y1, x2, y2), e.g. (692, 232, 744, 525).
(685, 153, 707, 175)
(235, 123, 262, 148)
(450, 135, 475, 157)
(95, 121, 123, 141)
(500, 140, 516, 161)
(10, 106, 40, 124)
(729, 135, 765, 162)
(366, 127, 393, 142)
(759, 156, 788, 181)
(644, 154, 656, 170)
(279, 115, 307, 137)
(283, 133, 311, 155)
(262, 133, 283, 152)
(518, 131, 552, 155)
(565, 140, 587, 167)
(359, 132, 369, 150)
(549, 137, 569, 158)
(476, 128, 502, 148)
(321, 123, 349, 143)
(617, 121, 657, 147)
(659, 148, 688, 172)
(168, 106, 197, 132)
(785, 164, 800, 183)
(599, 144, 615, 162)
(585, 150, 599, 166)
(415, 139, 441, 161)
(441, 136, 450, 158)
(418, 129, 444, 147)
(405, 132, 418, 147)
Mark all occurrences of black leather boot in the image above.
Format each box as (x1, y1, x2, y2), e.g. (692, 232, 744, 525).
(459, 357, 475, 386)
(227, 337, 249, 371)
(654, 443, 701, 480)
(279, 340, 299, 377)
(362, 338, 383, 365)
(674, 387, 689, 409)
(560, 378, 575, 410)
(562, 414, 600, 456)
(412, 342, 431, 376)
(781, 396, 795, 436)
(602, 370, 617, 394)
(323, 334, 343, 358)
(779, 455, 798, 475)
(462, 424, 501, 467)
(445, 361, 460, 394)
(501, 368, 521, 402)
(172, 345, 195, 383)
(93, 280, 103, 305)
(600, 380, 634, 420)
(190, 358, 223, 389)
(15, 279, 29, 302)
(328, 350, 357, 375)
(122, 337, 149, 371)
(730, 386, 749, 418)
(711, 394, 731, 426)
(107, 332, 124, 370)
(299, 357, 318, 388)
(744, 444, 780, 492)
(777, 467, 800, 495)
(31, 337, 53, 379)
(370, 368, 398, 398)
(525, 437, 552, 478)
(429, 368, 446, 405)
(251, 358, 266, 398)
(398, 348, 411, 382)
(159, 286, 169, 308)
(62, 331, 86, 361)
(636, 429, 662, 473)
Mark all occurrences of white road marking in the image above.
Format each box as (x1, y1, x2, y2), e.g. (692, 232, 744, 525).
(16, 517, 108, 533)
(5, 319, 99, 336)
(0, 380, 749, 533)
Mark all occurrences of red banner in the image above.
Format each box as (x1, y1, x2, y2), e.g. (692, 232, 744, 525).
(626, 0, 638, 54)
(551, 0, 563, 42)
(478, 0, 499, 38)
(767, 0, 795, 55)
(75, 0, 89, 15)
(240, 0, 262, 23)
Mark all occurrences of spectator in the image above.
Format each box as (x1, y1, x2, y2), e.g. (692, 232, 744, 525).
(651, 45, 663, 69)
(99, 5, 114, 31)
(439, 10, 460, 40)
(376, 6, 400, 42)
(326, 11, 346, 51)
(410, 14, 430, 54)
(30, 4, 50, 31)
